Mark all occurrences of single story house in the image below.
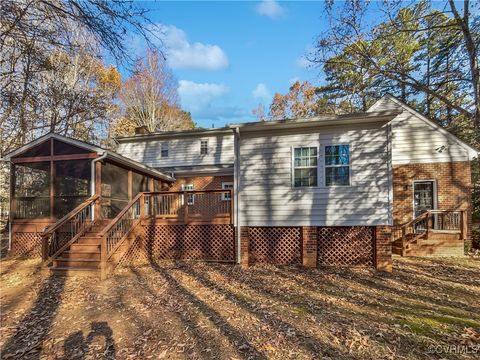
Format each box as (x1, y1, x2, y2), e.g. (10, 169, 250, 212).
(2, 95, 478, 278)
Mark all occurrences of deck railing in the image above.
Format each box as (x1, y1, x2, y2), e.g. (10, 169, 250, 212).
(12, 196, 50, 218)
(41, 195, 99, 265)
(144, 189, 233, 224)
(392, 209, 468, 244)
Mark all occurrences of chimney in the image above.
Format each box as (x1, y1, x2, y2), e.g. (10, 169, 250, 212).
(135, 126, 149, 135)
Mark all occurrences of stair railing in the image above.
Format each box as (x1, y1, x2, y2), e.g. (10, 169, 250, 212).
(41, 195, 99, 266)
(98, 193, 144, 278)
(392, 209, 468, 245)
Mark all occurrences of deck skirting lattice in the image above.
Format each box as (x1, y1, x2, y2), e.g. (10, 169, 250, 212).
(317, 226, 374, 266)
(248, 227, 302, 265)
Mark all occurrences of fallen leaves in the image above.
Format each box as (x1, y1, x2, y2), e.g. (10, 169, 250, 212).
(0, 257, 479, 359)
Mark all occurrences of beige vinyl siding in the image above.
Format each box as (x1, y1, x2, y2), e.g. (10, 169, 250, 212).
(116, 134, 234, 167)
(238, 123, 391, 227)
(370, 97, 471, 164)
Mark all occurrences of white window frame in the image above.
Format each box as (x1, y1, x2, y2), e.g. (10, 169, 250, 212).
(181, 183, 194, 205)
(324, 144, 351, 187)
(161, 142, 169, 158)
(221, 182, 233, 200)
(291, 146, 319, 188)
(200, 139, 208, 155)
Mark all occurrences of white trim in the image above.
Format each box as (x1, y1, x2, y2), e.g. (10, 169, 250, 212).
(2, 133, 102, 160)
(412, 180, 438, 219)
(291, 145, 320, 188)
(323, 144, 351, 187)
(369, 94, 478, 159)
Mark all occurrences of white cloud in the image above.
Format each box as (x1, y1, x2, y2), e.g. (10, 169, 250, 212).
(252, 83, 271, 101)
(256, 0, 287, 19)
(296, 55, 311, 69)
(178, 80, 229, 111)
(151, 24, 229, 70)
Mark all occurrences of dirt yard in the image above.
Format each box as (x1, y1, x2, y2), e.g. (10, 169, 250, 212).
(1, 257, 479, 360)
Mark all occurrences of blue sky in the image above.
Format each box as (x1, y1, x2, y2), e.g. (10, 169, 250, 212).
(124, 1, 327, 128)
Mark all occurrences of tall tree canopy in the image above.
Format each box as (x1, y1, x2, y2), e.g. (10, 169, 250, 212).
(114, 50, 195, 136)
(311, 0, 480, 147)
(0, 0, 157, 155)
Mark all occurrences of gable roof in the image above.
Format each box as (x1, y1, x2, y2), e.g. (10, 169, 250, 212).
(1, 133, 175, 182)
(229, 110, 401, 132)
(369, 94, 479, 159)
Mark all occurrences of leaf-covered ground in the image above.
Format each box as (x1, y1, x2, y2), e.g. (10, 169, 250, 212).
(0, 256, 479, 359)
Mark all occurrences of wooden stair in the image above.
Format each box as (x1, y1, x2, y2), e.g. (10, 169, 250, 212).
(49, 220, 109, 276)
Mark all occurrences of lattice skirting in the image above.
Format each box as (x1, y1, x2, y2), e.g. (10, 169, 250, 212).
(317, 227, 374, 266)
(117, 224, 235, 266)
(10, 232, 42, 258)
(249, 227, 302, 265)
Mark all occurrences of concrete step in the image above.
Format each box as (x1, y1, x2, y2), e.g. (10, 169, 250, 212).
(54, 258, 100, 268)
(62, 251, 100, 260)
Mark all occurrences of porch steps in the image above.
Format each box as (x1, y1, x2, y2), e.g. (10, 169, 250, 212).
(393, 232, 464, 257)
(48, 220, 108, 276)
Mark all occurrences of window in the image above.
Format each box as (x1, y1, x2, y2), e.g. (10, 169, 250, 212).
(181, 184, 194, 205)
(221, 182, 233, 200)
(161, 142, 169, 158)
(325, 145, 350, 186)
(200, 140, 208, 155)
(293, 147, 318, 187)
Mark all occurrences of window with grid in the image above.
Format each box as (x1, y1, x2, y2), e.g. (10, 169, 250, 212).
(221, 182, 233, 200)
(325, 145, 350, 186)
(161, 142, 169, 158)
(293, 147, 318, 187)
(200, 140, 208, 155)
(181, 184, 194, 205)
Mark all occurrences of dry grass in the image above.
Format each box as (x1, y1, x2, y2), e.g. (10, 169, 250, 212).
(1, 256, 479, 359)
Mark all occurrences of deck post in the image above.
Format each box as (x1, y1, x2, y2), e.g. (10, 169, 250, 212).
(100, 236, 107, 280)
(183, 191, 189, 224)
(461, 210, 468, 240)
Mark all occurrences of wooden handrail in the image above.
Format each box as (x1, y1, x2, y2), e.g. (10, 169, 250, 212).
(42, 195, 99, 236)
(144, 189, 234, 195)
(99, 192, 143, 237)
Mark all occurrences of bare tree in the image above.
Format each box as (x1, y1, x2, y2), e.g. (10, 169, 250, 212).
(117, 49, 194, 134)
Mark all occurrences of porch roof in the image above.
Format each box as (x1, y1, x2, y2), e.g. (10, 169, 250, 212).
(1, 133, 175, 182)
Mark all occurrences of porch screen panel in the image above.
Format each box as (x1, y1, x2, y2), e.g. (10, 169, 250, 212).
(13, 162, 50, 218)
(54, 160, 91, 218)
(101, 162, 129, 218)
(132, 172, 149, 196)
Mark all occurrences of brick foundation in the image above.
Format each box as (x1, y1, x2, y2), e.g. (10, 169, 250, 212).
(240, 226, 249, 267)
(375, 226, 392, 272)
(393, 161, 472, 238)
(302, 227, 317, 268)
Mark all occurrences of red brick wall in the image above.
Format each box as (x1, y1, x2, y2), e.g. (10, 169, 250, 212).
(169, 175, 233, 191)
(375, 226, 392, 272)
(392, 161, 472, 237)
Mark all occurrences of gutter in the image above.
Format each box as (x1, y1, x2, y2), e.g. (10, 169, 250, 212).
(233, 127, 241, 264)
(91, 152, 107, 220)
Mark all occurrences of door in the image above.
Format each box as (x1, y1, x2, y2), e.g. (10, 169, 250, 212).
(413, 181, 436, 231)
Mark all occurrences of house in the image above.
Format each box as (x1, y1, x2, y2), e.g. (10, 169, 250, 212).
(2, 95, 477, 277)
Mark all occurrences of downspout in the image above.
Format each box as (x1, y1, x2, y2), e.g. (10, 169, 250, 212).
(233, 127, 241, 263)
(91, 152, 107, 220)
